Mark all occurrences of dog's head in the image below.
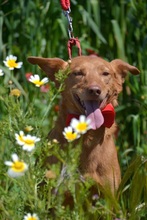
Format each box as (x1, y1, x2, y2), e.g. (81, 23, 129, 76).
(28, 56, 139, 129)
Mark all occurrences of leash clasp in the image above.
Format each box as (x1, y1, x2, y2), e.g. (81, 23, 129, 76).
(67, 38, 82, 60)
(64, 8, 74, 39)
(61, 1, 82, 59)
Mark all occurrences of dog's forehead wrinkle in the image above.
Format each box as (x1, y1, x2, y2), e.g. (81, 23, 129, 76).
(70, 62, 93, 73)
(98, 65, 110, 71)
(71, 58, 113, 75)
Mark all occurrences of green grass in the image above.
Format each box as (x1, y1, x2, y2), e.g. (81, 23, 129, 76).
(0, 0, 147, 219)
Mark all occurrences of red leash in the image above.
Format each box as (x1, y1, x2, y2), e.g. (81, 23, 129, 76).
(60, 0, 70, 10)
(60, 0, 82, 59)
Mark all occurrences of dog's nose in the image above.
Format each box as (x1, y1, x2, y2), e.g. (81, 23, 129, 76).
(88, 86, 101, 96)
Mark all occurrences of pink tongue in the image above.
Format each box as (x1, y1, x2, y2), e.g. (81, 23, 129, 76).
(84, 100, 104, 130)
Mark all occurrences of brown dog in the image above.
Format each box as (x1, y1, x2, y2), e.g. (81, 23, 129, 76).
(28, 56, 140, 193)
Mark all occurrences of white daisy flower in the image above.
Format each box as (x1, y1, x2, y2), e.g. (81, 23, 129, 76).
(70, 115, 91, 134)
(15, 131, 25, 146)
(15, 131, 40, 152)
(3, 55, 23, 70)
(29, 74, 49, 87)
(0, 69, 4, 76)
(63, 126, 80, 142)
(4, 153, 28, 178)
(23, 213, 39, 220)
(22, 134, 40, 152)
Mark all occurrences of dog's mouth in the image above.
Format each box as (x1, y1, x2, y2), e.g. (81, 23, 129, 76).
(73, 94, 107, 130)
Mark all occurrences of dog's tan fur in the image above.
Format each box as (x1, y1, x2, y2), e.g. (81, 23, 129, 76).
(28, 56, 139, 192)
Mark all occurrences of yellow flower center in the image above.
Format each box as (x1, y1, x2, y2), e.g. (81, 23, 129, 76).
(24, 139, 35, 146)
(7, 59, 18, 68)
(18, 135, 25, 142)
(12, 161, 25, 172)
(27, 217, 37, 220)
(65, 132, 77, 141)
(76, 122, 87, 131)
(33, 80, 43, 86)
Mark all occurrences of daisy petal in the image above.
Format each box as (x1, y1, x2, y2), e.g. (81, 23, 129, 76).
(12, 153, 19, 162)
(0, 69, 4, 76)
(41, 77, 49, 84)
(4, 161, 13, 166)
(23, 213, 39, 220)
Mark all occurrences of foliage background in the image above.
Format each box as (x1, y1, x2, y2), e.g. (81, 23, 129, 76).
(0, 0, 147, 219)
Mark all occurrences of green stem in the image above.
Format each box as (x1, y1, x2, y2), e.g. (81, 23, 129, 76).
(40, 84, 63, 125)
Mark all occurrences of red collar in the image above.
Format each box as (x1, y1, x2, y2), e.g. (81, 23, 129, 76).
(66, 103, 115, 128)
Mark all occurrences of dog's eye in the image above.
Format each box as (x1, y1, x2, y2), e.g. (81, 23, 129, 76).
(102, 72, 110, 76)
(73, 71, 84, 76)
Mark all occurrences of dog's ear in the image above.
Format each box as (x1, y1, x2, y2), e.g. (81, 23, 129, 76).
(110, 59, 140, 93)
(27, 56, 68, 86)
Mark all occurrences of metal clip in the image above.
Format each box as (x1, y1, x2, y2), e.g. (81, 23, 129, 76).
(63, 8, 74, 39)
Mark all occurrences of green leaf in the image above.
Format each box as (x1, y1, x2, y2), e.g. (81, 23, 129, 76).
(111, 19, 126, 60)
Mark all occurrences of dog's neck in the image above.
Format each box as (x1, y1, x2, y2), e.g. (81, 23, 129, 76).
(65, 104, 115, 129)
(50, 102, 116, 145)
